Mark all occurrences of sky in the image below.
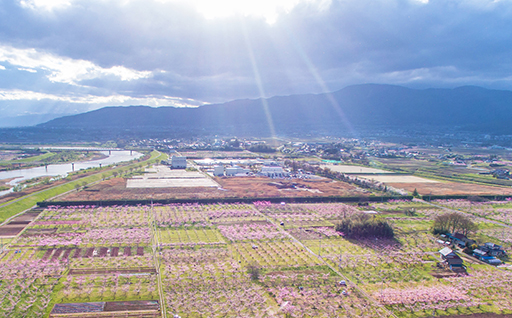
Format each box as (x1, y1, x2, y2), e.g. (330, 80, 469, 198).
(1, 0, 512, 122)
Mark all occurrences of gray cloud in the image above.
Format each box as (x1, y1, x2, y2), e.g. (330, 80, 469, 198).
(2, 0, 512, 120)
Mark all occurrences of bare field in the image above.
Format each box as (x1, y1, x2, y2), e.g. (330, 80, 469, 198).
(326, 164, 392, 174)
(126, 165, 219, 188)
(180, 150, 257, 158)
(357, 175, 439, 183)
(389, 181, 512, 196)
(57, 176, 370, 201)
(216, 177, 370, 198)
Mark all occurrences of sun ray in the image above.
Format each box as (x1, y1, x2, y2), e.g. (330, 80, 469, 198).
(285, 28, 358, 137)
(240, 18, 277, 140)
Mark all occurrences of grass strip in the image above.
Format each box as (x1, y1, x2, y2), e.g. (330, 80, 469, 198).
(0, 150, 165, 223)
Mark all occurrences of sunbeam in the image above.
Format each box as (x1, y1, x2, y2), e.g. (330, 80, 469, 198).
(285, 28, 358, 138)
(241, 19, 277, 140)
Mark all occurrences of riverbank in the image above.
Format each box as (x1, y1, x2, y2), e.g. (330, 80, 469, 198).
(0, 151, 165, 224)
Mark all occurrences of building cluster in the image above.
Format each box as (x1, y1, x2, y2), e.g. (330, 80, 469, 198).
(439, 233, 506, 269)
(472, 243, 506, 265)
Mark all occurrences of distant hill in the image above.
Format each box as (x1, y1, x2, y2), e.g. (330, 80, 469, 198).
(0, 113, 72, 128)
(38, 84, 512, 136)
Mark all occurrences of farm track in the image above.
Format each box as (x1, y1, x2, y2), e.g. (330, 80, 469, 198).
(149, 203, 167, 318)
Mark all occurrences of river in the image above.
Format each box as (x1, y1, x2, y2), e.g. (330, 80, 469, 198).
(0, 150, 143, 197)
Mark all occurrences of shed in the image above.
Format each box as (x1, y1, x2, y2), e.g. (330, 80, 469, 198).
(171, 156, 187, 169)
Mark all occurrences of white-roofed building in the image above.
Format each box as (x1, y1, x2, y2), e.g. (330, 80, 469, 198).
(259, 166, 288, 178)
(171, 156, 187, 169)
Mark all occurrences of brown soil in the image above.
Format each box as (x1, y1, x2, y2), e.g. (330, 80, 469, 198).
(57, 176, 370, 202)
(286, 228, 324, 240)
(0, 224, 25, 236)
(103, 300, 160, 312)
(69, 267, 156, 275)
(50, 300, 160, 317)
(430, 271, 460, 278)
(0, 212, 40, 237)
(389, 182, 512, 196)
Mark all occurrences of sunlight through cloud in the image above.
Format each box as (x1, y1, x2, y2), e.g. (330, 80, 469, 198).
(0, 45, 151, 86)
(19, 0, 71, 11)
(162, 0, 332, 23)
(0, 89, 206, 108)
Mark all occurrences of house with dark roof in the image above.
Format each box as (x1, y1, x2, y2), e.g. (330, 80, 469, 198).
(446, 233, 476, 248)
(480, 243, 506, 257)
(439, 247, 465, 272)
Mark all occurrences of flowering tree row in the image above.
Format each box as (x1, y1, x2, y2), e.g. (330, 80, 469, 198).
(161, 248, 276, 317)
(232, 241, 320, 268)
(70, 254, 154, 269)
(158, 227, 225, 245)
(154, 203, 258, 226)
(56, 273, 158, 303)
(218, 223, 287, 241)
(261, 270, 386, 318)
(13, 228, 152, 247)
(40, 205, 151, 228)
(0, 259, 65, 317)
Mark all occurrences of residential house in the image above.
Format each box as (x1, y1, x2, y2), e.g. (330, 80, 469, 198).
(480, 243, 506, 257)
(439, 247, 465, 272)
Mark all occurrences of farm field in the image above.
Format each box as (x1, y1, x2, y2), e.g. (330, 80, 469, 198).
(326, 164, 393, 174)
(126, 165, 219, 188)
(57, 175, 371, 202)
(1, 200, 512, 317)
(356, 175, 439, 183)
(389, 182, 512, 196)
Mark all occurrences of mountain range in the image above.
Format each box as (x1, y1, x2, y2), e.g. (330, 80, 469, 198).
(38, 84, 512, 136)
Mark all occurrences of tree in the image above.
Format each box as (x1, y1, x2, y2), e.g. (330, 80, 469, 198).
(247, 263, 260, 281)
(335, 214, 394, 239)
(412, 188, 419, 198)
(432, 212, 477, 236)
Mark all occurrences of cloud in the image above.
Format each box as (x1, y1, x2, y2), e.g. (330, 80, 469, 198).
(0, 88, 205, 107)
(0, 45, 151, 86)
(2, 0, 512, 122)
(19, 0, 72, 11)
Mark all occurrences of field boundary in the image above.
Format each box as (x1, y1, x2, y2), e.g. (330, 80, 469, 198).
(39, 195, 415, 206)
(38, 193, 512, 207)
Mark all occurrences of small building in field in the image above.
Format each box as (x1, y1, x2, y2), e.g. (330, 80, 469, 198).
(439, 247, 465, 272)
(446, 233, 476, 248)
(225, 165, 250, 176)
(481, 256, 502, 266)
(259, 166, 288, 178)
(171, 156, 187, 169)
(213, 165, 225, 176)
(479, 242, 506, 257)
